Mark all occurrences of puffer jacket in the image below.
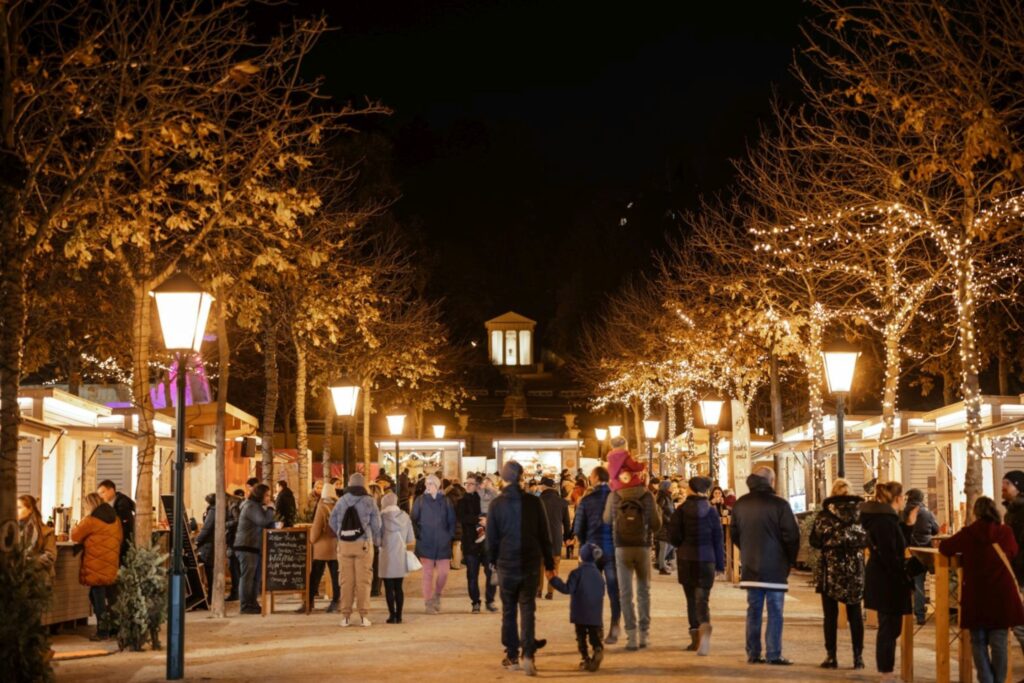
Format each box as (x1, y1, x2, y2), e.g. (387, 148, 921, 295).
(731, 474, 800, 590)
(71, 504, 122, 587)
(233, 499, 276, 553)
(607, 447, 645, 491)
(1004, 494, 1024, 583)
(412, 491, 456, 560)
(573, 483, 613, 556)
(809, 495, 868, 604)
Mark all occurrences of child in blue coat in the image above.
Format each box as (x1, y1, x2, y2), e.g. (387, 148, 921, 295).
(549, 542, 607, 671)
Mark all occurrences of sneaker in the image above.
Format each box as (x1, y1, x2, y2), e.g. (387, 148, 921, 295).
(325, 601, 339, 614)
(639, 630, 649, 649)
(472, 603, 481, 614)
(578, 658, 590, 671)
(486, 602, 498, 613)
(240, 606, 262, 615)
(386, 615, 397, 624)
(535, 639, 547, 651)
(625, 629, 638, 651)
(747, 656, 766, 664)
(522, 657, 537, 676)
(360, 616, 372, 627)
(339, 617, 351, 628)
(605, 622, 620, 645)
(767, 657, 792, 666)
(589, 648, 603, 672)
(502, 657, 520, 671)
(697, 623, 712, 656)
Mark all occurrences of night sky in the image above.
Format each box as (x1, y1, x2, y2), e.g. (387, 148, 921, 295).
(255, 1, 807, 352)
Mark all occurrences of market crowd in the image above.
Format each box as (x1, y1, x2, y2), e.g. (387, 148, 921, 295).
(20, 438, 1024, 682)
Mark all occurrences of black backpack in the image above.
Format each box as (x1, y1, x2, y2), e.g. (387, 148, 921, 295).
(615, 497, 647, 546)
(339, 503, 365, 542)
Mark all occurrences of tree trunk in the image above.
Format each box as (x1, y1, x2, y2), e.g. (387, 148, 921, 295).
(665, 393, 677, 475)
(0, 249, 27, 534)
(322, 389, 333, 483)
(261, 319, 278, 485)
(293, 334, 308, 509)
(131, 283, 157, 548)
(67, 350, 82, 396)
(956, 254, 984, 518)
(631, 397, 644, 456)
(212, 298, 229, 618)
(362, 379, 372, 476)
(769, 350, 788, 499)
(999, 348, 1011, 396)
(877, 326, 901, 482)
(805, 320, 826, 507)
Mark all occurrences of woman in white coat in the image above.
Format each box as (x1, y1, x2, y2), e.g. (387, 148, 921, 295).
(379, 492, 416, 623)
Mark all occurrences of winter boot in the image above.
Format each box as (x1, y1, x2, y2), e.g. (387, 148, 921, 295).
(639, 630, 649, 649)
(820, 651, 838, 669)
(853, 649, 865, 670)
(433, 595, 442, 613)
(625, 629, 639, 651)
(697, 623, 712, 656)
(685, 628, 700, 651)
(425, 598, 438, 615)
(588, 647, 604, 671)
(605, 621, 621, 645)
(325, 600, 339, 614)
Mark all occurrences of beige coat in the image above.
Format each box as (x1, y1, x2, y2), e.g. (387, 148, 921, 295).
(310, 498, 337, 562)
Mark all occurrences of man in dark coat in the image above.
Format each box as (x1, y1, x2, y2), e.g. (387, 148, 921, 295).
(97, 479, 135, 563)
(399, 468, 412, 512)
(538, 476, 571, 599)
(573, 466, 621, 644)
(731, 467, 800, 665)
(487, 460, 554, 675)
(902, 488, 940, 624)
(194, 493, 217, 601)
(457, 476, 496, 612)
(275, 480, 297, 528)
(1001, 469, 1024, 656)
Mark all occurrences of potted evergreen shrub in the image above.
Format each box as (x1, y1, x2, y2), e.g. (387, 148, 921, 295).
(111, 546, 168, 652)
(0, 542, 54, 682)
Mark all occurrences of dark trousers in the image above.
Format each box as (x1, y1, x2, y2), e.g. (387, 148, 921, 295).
(575, 624, 603, 659)
(822, 594, 864, 655)
(600, 554, 621, 624)
(464, 553, 495, 605)
(681, 561, 716, 630)
(237, 550, 261, 611)
(89, 585, 116, 636)
(371, 549, 381, 596)
(309, 559, 339, 606)
(228, 554, 241, 599)
(500, 571, 540, 659)
(200, 554, 214, 602)
(876, 612, 903, 674)
(384, 577, 405, 618)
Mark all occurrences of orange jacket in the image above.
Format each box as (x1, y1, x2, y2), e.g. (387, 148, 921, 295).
(71, 504, 122, 587)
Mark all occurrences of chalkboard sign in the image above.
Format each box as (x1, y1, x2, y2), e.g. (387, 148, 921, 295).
(261, 528, 310, 615)
(161, 495, 208, 611)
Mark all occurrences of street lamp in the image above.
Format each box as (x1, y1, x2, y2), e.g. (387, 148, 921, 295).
(330, 382, 360, 480)
(150, 272, 213, 682)
(386, 412, 406, 480)
(432, 424, 446, 439)
(608, 425, 622, 439)
(699, 398, 725, 485)
(822, 341, 860, 479)
(643, 419, 660, 476)
(594, 428, 608, 461)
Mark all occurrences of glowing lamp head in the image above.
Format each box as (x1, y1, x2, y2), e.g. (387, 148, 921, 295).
(608, 425, 623, 439)
(643, 419, 661, 439)
(432, 424, 446, 439)
(822, 341, 860, 395)
(329, 383, 360, 417)
(699, 399, 724, 428)
(149, 272, 213, 352)
(386, 413, 406, 437)
(594, 428, 608, 442)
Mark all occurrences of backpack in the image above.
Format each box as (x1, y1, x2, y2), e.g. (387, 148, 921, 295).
(339, 502, 365, 542)
(615, 497, 647, 546)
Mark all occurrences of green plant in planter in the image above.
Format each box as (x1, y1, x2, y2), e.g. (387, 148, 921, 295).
(111, 546, 168, 652)
(0, 541, 54, 683)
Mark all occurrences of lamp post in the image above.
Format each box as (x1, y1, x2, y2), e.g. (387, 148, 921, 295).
(594, 428, 608, 462)
(329, 382, 360, 480)
(699, 398, 724, 485)
(150, 273, 213, 682)
(386, 413, 406, 482)
(822, 341, 860, 479)
(643, 419, 661, 478)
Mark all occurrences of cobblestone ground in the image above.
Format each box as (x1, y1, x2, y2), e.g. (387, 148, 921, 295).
(55, 558, 987, 682)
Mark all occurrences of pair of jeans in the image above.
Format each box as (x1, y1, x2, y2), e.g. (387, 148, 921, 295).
(600, 553, 621, 624)
(657, 541, 674, 569)
(499, 571, 539, 659)
(383, 577, 405, 618)
(876, 612, 903, 674)
(421, 558, 450, 601)
(971, 629, 1009, 683)
(575, 624, 602, 659)
(228, 553, 240, 599)
(615, 546, 652, 633)
(89, 585, 116, 635)
(682, 561, 716, 630)
(821, 594, 864, 655)
(237, 550, 261, 611)
(309, 559, 339, 606)
(338, 541, 374, 618)
(745, 588, 785, 660)
(913, 572, 927, 621)
(1013, 589, 1024, 655)
(464, 553, 495, 606)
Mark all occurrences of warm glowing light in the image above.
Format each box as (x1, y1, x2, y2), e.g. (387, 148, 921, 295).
(822, 342, 860, 394)
(386, 414, 406, 437)
(699, 400, 724, 428)
(595, 428, 608, 442)
(432, 424, 446, 439)
(643, 419, 661, 439)
(608, 425, 622, 439)
(329, 384, 360, 417)
(150, 272, 213, 352)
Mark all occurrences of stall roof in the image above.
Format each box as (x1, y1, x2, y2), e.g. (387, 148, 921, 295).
(157, 402, 259, 437)
(19, 415, 64, 439)
(493, 439, 582, 449)
(979, 417, 1024, 439)
(373, 439, 466, 450)
(880, 430, 966, 450)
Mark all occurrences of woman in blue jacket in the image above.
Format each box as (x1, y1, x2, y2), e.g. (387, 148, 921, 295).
(412, 475, 456, 614)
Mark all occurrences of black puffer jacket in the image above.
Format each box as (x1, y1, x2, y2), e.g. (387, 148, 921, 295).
(809, 495, 868, 604)
(860, 500, 912, 615)
(1004, 495, 1024, 583)
(730, 474, 800, 590)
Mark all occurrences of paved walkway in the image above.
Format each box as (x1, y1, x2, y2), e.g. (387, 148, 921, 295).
(54, 559, 981, 682)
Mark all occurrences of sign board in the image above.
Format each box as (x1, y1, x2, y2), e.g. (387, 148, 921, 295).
(730, 400, 752, 497)
(261, 528, 310, 615)
(160, 494, 208, 610)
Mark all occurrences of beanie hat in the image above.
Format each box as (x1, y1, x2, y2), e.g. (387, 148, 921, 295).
(688, 476, 712, 495)
(610, 436, 627, 449)
(579, 543, 602, 564)
(348, 472, 365, 488)
(1005, 470, 1024, 495)
(659, 479, 672, 491)
(906, 488, 925, 505)
(540, 476, 556, 488)
(501, 460, 524, 484)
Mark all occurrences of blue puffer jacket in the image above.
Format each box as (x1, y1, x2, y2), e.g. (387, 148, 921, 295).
(412, 492, 456, 560)
(573, 483, 614, 556)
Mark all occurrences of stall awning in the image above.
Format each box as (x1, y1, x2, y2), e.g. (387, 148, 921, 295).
(979, 417, 1024, 439)
(493, 439, 581, 450)
(815, 438, 879, 456)
(60, 426, 143, 447)
(880, 430, 966, 450)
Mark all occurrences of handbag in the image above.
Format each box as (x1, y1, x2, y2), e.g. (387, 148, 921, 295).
(406, 550, 422, 573)
(993, 542, 1021, 592)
